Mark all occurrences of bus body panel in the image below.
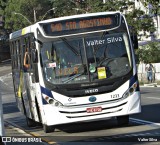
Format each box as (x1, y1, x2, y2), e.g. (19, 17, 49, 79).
(42, 92, 140, 126)
(39, 77, 140, 126)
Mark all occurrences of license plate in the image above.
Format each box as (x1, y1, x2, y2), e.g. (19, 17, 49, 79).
(86, 107, 102, 113)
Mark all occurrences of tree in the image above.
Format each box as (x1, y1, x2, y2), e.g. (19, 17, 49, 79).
(50, 0, 77, 16)
(134, 0, 160, 63)
(146, 2, 160, 34)
(85, 0, 103, 12)
(4, 0, 51, 31)
(143, 0, 160, 15)
(136, 42, 160, 63)
(0, 0, 9, 44)
(0, 0, 8, 15)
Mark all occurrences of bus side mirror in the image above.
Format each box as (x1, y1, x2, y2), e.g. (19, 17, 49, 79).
(129, 26, 138, 49)
(131, 33, 138, 49)
(135, 54, 139, 64)
(31, 49, 38, 63)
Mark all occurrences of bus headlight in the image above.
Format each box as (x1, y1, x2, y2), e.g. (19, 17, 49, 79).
(48, 99, 54, 104)
(122, 82, 138, 99)
(55, 102, 60, 106)
(44, 96, 63, 107)
(50, 98, 63, 107)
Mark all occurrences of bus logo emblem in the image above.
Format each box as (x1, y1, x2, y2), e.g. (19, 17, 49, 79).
(85, 89, 98, 94)
(89, 96, 97, 102)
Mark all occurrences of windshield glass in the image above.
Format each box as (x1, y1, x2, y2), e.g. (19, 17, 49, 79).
(41, 31, 132, 85)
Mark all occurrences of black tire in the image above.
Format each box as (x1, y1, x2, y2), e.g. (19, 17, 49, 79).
(26, 117, 37, 127)
(35, 98, 42, 123)
(21, 94, 26, 115)
(35, 100, 55, 133)
(43, 124, 55, 133)
(117, 115, 129, 126)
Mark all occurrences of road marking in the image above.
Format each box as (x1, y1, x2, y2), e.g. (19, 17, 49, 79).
(130, 118, 160, 127)
(0, 79, 8, 86)
(1, 59, 11, 63)
(146, 97, 160, 100)
(0, 73, 13, 88)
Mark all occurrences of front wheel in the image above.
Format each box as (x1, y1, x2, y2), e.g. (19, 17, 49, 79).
(43, 124, 55, 133)
(26, 117, 37, 127)
(117, 115, 129, 126)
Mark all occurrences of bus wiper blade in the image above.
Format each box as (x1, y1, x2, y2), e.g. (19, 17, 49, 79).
(62, 73, 84, 84)
(60, 37, 80, 56)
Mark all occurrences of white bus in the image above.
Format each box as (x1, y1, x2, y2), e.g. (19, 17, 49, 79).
(9, 12, 141, 133)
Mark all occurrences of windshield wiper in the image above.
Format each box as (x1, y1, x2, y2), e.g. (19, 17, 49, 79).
(62, 73, 84, 84)
(60, 37, 80, 56)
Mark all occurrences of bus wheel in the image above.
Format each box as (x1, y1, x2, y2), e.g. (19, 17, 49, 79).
(117, 115, 129, 126)
(26, 117, 37, 127)
(43, 124, 55, 133)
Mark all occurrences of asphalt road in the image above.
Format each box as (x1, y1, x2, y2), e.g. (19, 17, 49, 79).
(0, 64, 160, 145)
(132, 87, 160, 123)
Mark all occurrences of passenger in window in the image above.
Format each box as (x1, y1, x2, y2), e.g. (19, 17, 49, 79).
(23, 48, 30, 71)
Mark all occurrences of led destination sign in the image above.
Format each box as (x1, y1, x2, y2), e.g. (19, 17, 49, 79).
(51, 17, 112, 32)
(41, 14, 120, 36)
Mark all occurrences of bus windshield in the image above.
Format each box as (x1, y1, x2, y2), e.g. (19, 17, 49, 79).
(41, 31, 132, 84)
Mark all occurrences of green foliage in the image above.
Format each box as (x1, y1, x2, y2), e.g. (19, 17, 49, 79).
(49, 0, 76, 17)
(4, 0, 51, 31)
(86, 0, 103, 12)
(143, 0, 160, 14)
(19, 0, 51, 22)
(0, 0, 8, 15)
(126, 10, 155, 36)
(102, 0, 129, 12)
(136, 42, 160, 63)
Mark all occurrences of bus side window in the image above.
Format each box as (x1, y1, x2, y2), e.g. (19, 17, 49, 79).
(14, 41, 17, 69)
(17, 40, 21, 69)
(30, 36, 37, 63)
(23, 38, 31, 72)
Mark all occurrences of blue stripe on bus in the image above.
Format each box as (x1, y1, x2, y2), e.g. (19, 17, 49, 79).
(42, 99, 48, 105)
(40, 86, 54, 98)
(40, 86, 54, 105)
(129, 74, 140, 91)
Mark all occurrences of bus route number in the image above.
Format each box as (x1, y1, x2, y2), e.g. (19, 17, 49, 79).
(111, 94, 120, 99)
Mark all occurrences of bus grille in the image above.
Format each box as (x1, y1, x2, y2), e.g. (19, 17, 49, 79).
(59, 102, 127, 118)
